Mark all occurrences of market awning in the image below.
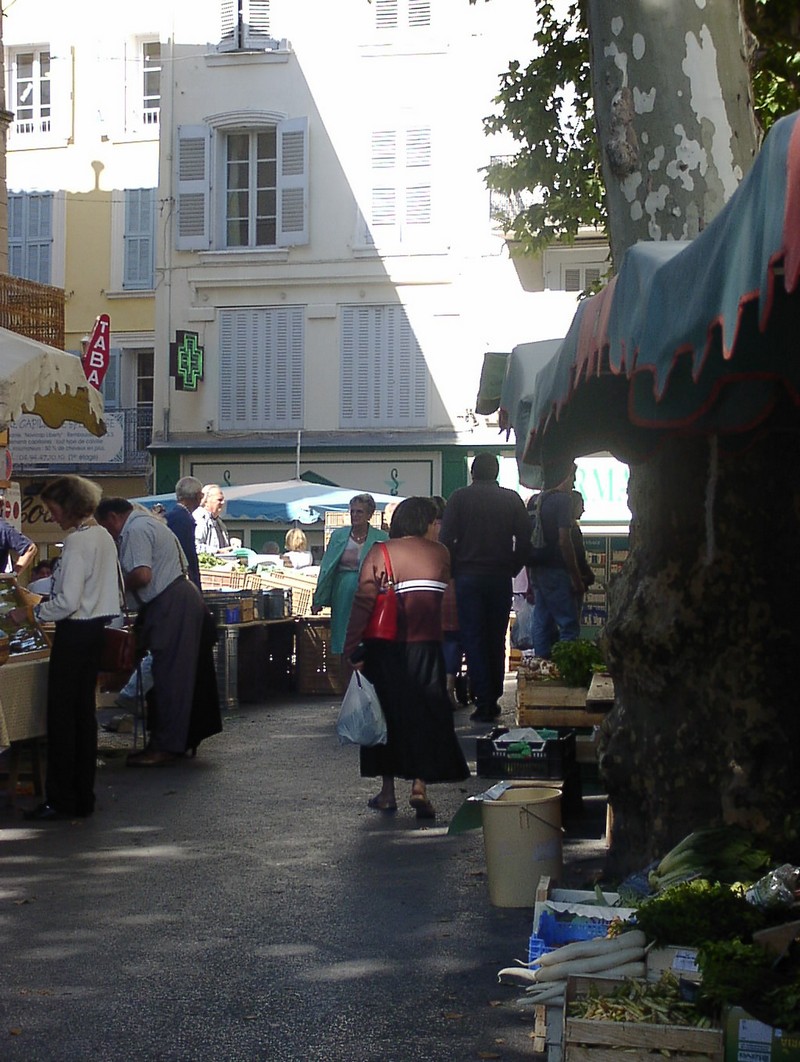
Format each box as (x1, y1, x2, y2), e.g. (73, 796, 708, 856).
(132, 480, 403, 524)
(485, 109, 800, 479)
(0, 327, 106, 436)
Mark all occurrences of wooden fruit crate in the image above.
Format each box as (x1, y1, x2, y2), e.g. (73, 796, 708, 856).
(295, 617, 345, 695)
(563, 975, 723, 1062)
(259, 568, 318, 616)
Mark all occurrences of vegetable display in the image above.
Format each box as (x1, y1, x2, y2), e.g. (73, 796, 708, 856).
(647, 826, 772, 893)
(697, 938, 800, 1031)
(550, 640, 604, 687)
(633, 880, 768, 947)
(567, 971, 714, 1028)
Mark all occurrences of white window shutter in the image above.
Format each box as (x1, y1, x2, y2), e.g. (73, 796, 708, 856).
(219, 0, 239, 50)
(219, 307, 303, 429)
(408, 0, 431, 27)
(176, 125, 210, 251)
(123, 188, 156, 289)
(340, 305, 426, 428)
(277, 117, 308, 247)
(243, 0, 271, 48)
(375, 0, 398, 29)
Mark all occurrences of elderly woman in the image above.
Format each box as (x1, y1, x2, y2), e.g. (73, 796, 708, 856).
(311, 494, 388, 656)
(11, 476, 120, 821)
(344, 497, 469, 819)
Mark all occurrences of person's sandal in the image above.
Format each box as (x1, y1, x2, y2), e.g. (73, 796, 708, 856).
(367, 795, 397, 813)
(409, 792, 436, 820)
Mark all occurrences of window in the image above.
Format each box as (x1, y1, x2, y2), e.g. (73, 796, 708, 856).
(8, 192, 52, 284)
(141, 40, 161, 128)
(175, 117, 308, 251)
(564, 266, 602, 293)
(123, 188, 156, 290)
(136, 350, 155, 452)
(220, 0, 272, 51)
(543, 243, 610, 293)
(364, 126, 432, 247)
(374, 0, 431, 30)
(341, 305, 427, 428)
(219, 306, 304, 429)
(9, 47, 51, 137)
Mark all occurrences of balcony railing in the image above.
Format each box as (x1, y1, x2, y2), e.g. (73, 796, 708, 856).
(0, 273, 65, 349)
(10, 406, 153, 476)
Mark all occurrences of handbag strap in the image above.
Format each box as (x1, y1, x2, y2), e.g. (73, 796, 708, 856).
(378, 542, 395, 587)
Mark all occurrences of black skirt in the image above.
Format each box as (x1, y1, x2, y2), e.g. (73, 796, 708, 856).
(360, 640, 470, 784)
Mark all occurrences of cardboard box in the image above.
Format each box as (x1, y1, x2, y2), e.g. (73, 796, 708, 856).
(724, 1007, 800, 1062)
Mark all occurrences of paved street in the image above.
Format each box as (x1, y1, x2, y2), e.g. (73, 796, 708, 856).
(0, 687, 606, 1062)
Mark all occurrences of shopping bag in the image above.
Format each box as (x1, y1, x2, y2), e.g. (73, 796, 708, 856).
(336, 671, 388, 747)
(510, 598, 534, 649)
(101, 624, 138, 673)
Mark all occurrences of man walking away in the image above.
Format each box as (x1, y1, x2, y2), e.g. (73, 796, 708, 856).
(528, 463, 583, 659)
(169, 477, 204, 590)
(439, 454, 531, 724)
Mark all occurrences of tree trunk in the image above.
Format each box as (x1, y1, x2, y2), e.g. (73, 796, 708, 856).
(601, 434, 800, 875)
(587, 0, 759, 268)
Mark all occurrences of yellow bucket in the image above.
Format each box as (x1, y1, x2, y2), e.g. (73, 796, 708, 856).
(481, 786, 563, 908)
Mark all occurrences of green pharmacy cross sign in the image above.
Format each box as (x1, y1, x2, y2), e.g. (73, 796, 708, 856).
(169, 330, 204, 391)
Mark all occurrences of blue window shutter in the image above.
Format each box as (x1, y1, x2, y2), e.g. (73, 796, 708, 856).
(123, 188, 156, 290)
(8, 191, 52, 284)
(176, 124, 210, 250)
(277, 117, 308, 247)
(102, 348, 122, 410)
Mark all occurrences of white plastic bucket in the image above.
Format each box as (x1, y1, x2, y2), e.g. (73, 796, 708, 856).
(481, 786, 563, 908)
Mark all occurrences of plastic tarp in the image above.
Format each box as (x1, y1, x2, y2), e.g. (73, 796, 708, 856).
(0, 326, 105, 436)
(132, 480, 403, 524)
(487, 110, 800, 476)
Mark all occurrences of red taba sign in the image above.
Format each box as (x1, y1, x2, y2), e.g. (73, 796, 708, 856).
(81, 314, 111, 390)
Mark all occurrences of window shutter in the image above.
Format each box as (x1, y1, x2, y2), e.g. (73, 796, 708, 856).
(219, 307, 303, 430)
(219, 0, 239, 50)
(563, 268, 581, 292)
(243, 0, 271, 48)
(340, 305, 427, 428)
(176, 125, 210, 250)
(277, 117, 308, 247)
(123, 188, 156, 289)
(102, 348, 122, 411)
(585, 267, 602, 289)
(8, 191, 52, 284)
(375, 0, 398, 29)
(408, 0, 431, 27)
(405, 127, 432, 226)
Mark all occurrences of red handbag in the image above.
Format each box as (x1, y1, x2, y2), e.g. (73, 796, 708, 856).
(363, 543, 398, 640)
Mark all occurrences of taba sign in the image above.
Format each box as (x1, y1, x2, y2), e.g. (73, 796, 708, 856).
(81, 314, 111, 390)
(170, 330, 204, 391)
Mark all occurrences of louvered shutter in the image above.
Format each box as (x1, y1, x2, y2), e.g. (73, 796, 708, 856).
(340, 306, 427, 428)
(8, 191, 52, 284)
(219, 0, 239, 50)
(123, 188, 156, 289)
(375, 0, 398, 29)
(219, 307, 303, 429)
(102, 348, 122, 411)
(408, 0, 431, 27)
(277, 117, 308, 247)
(176, 125, 210, 250)
(405, 127, 431, 226)
(243, 0, 271, 48)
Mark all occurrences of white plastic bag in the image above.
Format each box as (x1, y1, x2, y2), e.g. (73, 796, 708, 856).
(336, 671, 388, 747)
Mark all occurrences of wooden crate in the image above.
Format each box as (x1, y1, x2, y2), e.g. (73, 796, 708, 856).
(259, 568, 318, 616)
(295, 618, 345, 695)
(563, 976, 723, 1062)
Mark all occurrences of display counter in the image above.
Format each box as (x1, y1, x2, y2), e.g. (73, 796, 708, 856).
(213, 618, 295, 711)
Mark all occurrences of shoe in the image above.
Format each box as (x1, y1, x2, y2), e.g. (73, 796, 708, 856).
(367, 795, 398, 813)
(409, 792, 436, 820)
(126, 749, 177, 767)
(22, 803, 70, 822)
(470, 708, 498, 723)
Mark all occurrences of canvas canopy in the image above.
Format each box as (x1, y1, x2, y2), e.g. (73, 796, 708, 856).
(483, 110, 800, 484)
(133, 480, 402, 524)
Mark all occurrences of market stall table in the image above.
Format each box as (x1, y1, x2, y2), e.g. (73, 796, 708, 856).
(213, 617, 295, 711)
(0, 648, 50, 801)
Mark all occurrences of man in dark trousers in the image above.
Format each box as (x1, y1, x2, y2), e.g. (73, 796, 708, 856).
(528, 462, 584, 658)
(439, 453, 531, 723)
(167, 476, 203, 590)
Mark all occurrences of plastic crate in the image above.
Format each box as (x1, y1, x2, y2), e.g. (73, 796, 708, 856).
(528, 934, 556, 965)
(476, 727, 576, 780)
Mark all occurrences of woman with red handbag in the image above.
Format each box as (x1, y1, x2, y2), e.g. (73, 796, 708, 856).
(344, 497, 469, 820)
(10, 475, 119, 821)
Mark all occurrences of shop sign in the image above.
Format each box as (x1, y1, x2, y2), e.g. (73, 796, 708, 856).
(170, 330, 204, 391)
(10, 413, 125, 465)
(1, 483, 22, 531)
(81, 314, 111, 390)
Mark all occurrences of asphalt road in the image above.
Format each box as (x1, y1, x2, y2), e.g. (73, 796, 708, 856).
(0, 689, 606, 1062)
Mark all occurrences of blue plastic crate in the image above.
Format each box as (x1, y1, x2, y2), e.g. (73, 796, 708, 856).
(537, 909, 623, 946)
(528, 934, 556, 965)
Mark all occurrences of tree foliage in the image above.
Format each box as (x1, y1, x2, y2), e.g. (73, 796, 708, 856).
(479, 0, 800, 255)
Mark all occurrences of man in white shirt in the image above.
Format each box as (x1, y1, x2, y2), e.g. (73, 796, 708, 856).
(194, 484, 232, 555)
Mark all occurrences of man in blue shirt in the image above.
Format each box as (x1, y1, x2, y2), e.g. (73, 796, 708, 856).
(167, 477, 203, 590)
(0, 517, 36, 576)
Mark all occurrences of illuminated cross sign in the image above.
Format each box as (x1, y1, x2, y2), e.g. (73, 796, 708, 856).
(169, 330, 204, 391)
